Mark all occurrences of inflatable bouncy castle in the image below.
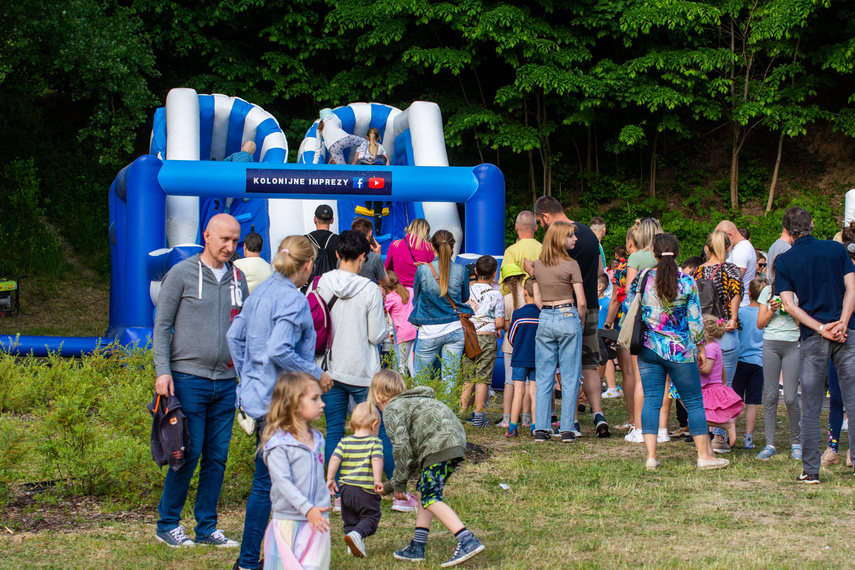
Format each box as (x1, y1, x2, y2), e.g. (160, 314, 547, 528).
(1, 89, 505, 356)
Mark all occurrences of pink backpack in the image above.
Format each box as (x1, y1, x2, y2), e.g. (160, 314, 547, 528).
(306, 276, 339, 356)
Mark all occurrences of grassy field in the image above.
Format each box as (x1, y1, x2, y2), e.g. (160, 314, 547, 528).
(2, 394, 853, 569)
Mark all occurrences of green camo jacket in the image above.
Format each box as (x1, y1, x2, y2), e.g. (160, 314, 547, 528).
(382, 386, 467, 494)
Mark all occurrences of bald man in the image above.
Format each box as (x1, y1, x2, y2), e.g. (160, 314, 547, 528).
(223, 141, 257, 162)
(717, 220, 756, 307)
(153, 213, 249, 548)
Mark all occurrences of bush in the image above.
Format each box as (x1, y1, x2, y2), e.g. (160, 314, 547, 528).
(0, 159, 68, 277)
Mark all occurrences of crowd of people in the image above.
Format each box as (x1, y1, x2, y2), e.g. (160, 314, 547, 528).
(149, 194, 855, 569)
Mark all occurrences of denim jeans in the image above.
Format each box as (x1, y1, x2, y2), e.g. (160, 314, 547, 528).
(413, 328, 465, 391)
(156, 372, 236, 536)
(238, 426, 271, 569)
(799, 332, 855, 474)
(637, 348, 708, 437)
(321, 381, 394, 481)
(534, 306, 582, 432)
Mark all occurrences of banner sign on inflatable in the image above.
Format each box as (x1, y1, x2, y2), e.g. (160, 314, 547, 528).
(246, 169, 393, 195)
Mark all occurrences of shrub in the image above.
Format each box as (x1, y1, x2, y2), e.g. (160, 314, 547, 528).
(0, 159, 68, 277)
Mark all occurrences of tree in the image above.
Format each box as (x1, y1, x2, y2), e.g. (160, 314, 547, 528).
(0, 0, 158, 164)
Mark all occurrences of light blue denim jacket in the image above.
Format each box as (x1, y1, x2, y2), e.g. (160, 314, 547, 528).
(227, 273, 322, 419)
(409, 261, 472, 325)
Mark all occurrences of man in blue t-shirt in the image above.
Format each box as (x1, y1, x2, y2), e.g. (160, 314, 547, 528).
(775, 206, 855, 484)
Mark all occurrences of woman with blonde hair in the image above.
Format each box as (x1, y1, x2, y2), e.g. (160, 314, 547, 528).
(530, 221, 587, 442)
(384, 218, 435, 288)
(621, 218, 666, 443)
(227, 235, 334, 570)
(693, 228, 743, 452)
(409, 230, 472, 392)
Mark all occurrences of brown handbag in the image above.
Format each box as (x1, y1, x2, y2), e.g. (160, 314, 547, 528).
(428, 263, 482, 359)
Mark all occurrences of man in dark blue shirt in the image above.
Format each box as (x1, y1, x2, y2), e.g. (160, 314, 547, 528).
(775, 206, 855, 484)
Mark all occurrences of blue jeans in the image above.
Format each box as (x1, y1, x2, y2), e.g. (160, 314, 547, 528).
(238, 428, 271, 569)
(534, 306, 582, 432)
(321, 381, 394, 480)
(637, 348, 708, 437)
(413, 328, 465, 391)
(157, 373, 236, 536)
(827, 361, 844, 451)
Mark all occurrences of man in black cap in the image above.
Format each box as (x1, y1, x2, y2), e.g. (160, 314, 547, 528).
(304, 204, 340, 290)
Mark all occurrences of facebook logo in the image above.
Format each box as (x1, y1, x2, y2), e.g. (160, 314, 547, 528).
(352, 177, 365, 189)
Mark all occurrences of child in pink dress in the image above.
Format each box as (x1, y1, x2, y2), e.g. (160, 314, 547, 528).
(699, 315, 744, 452)
(382, 270, 417, 376)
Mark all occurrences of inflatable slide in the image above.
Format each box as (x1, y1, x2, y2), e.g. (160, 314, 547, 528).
(1, 89, 505, 356)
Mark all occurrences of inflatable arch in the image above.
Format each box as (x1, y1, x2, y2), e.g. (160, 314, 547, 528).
(1, 90, 505, 356)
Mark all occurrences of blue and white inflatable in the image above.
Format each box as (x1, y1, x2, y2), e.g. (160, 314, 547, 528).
(1, 89, 505, 356)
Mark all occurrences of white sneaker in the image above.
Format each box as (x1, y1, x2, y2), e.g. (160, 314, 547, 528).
(602, 388, 622, 399)
(657, 428, 671, 443)
(624, 428, 644, 443)
(345, 531, 366, 558)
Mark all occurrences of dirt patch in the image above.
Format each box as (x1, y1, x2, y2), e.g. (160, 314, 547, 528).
(465, 442, 491, 465)
(1, 492, 156, 533)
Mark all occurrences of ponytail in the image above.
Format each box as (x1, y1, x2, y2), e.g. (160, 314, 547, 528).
(273, 235, 315, 278)
(652, 233, 680, 301)
(430, 230, 455, 297)
(367, 127, 380, 158)
(385, 270, 409, 304)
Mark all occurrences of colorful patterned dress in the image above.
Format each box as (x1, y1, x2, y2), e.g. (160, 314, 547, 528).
(624, 269, 705, 363)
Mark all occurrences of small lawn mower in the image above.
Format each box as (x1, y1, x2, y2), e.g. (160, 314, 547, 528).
(0, 277, 20, 318)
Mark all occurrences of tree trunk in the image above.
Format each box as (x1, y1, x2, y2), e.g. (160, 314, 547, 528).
(586, 125, 592, 172)
(649, 131, 658, 198)
(766, 133, 784, 213)
(594, 127, 599, 174)
(525, 99, 536, 203)
(730, 131, 740, 211)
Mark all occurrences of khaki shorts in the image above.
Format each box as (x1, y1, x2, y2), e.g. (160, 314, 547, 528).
(462, 334, 499, 383)
(582, 307, 602, 370)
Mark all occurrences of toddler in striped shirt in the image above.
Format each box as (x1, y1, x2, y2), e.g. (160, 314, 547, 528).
(326, 402, 384, 558)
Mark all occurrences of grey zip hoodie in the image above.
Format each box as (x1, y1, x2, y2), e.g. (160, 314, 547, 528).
(316, 269, 386, 386)
(153, 253, 249, 379)
(263, 429, 330, 520)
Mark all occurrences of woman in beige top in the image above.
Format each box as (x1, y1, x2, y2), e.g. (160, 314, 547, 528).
(530, 221, 586, 442)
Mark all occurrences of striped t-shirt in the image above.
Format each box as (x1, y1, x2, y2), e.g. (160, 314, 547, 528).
(332, 435, 383, 493)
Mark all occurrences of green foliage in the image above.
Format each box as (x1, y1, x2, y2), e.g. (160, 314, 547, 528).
(1, 0, 158, 164)
(0, 160, 68, 278)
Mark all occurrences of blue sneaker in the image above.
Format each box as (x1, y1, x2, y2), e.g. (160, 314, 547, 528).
(155, 525, 195, 548)
(756, 445, 776, 460)
(394, 540, 426, 562)
(505, 426, 518, 439)
(195, 529, 239, 547)
(791, 445, 803, 460)
(441, 534, 485, 567)
(572, 421, 582, 438)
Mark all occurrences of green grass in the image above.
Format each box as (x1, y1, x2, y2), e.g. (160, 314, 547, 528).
(1, 397, 853, 568)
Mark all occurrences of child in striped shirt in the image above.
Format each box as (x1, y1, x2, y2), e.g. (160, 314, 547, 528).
(326, 402, 384, 558)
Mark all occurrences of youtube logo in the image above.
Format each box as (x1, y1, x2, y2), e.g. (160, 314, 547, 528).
(368, 177, 385, 189)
